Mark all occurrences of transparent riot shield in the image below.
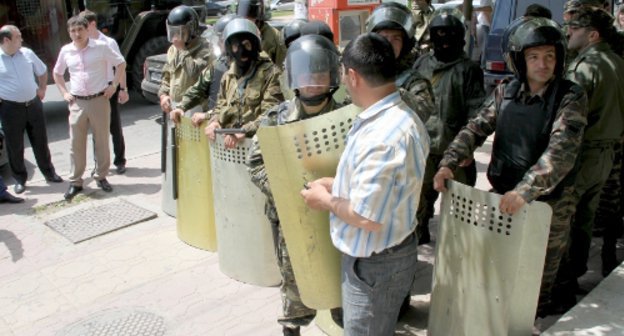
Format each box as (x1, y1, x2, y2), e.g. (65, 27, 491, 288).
(175, 117, 217, 251)
(429, 180, 552, 336)
(210, 137, 281, 286)
(256, 104, 361, 309)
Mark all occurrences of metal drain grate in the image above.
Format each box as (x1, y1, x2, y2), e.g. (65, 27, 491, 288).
(45, 200, 157, 243)
(60, 309, 167, 336)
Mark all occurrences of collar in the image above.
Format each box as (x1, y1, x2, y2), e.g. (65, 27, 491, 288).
(69, 38, 96, 51)
(577, 41, 611, 58)
(357, 91, 401, 122)
(519, 79, 553, 103)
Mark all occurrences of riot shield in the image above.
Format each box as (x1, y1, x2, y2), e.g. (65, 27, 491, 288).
(256, 104, 361, 309)
(210, 137, 281, 286)
(175, 117, 217, 251)
(429, 180, 552, 336)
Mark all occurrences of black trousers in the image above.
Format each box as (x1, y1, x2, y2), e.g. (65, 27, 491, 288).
(0, 97, 56, 184)
(109, 90, 126, 166)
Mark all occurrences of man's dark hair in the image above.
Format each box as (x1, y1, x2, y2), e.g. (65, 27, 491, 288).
(79, 10, 97, 23)
(524, 4, 552, 19)
(0, 25, 15, 44)
(571, 7, 617, 41)
(341, 33, 396, 87)
(67, 15, 89, 29)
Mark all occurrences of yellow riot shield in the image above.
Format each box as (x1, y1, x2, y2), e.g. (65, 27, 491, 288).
(210, 137, 281, 286)
(256, 104, 362, 309)
(429, 180, 552, 336)
(175, 117, 217, 251)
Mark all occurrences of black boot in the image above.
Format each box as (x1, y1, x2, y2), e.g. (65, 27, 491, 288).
(283, 326, 300, 336)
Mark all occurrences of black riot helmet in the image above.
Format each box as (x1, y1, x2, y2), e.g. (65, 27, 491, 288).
(366, 2, 416, 58)
(281, 18, 308, 48)
(429, 7, 466, 62)
(166, 5, 200, 43)
(503, 17, 566, 81)
(215, 14, 238, 38)
(237, 0, 267, 22)
(286, 34, 340, 106)
(301, 20, 335, 42)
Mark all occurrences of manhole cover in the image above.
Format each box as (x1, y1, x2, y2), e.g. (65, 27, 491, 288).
(59, 308, 166, 336)
(45, 200, 157, 243)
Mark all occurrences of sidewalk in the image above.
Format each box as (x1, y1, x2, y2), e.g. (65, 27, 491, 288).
(0, 137, 621, 335)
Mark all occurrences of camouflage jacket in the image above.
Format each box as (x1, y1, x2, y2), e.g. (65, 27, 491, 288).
(440, 78, 588, 203)
(261, 23, 287, 68)
(397, 65, 435, 123)
(566, 42, 624, 144)
(414, 52, 486, 155)
(158, 37, 212, 102)
(412, 5, 434, 54)
(177, 55, 230, 112)
(247, 98, 342, 222)
(213, 53, 284, 136)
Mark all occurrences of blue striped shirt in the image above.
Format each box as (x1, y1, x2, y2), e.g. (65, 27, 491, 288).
(330, 91, 430, 257)
(0, 47, 47, 102)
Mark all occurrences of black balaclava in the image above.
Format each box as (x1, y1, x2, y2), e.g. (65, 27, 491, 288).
(431, 27, 464, 63)
(229, 34, 259, 73)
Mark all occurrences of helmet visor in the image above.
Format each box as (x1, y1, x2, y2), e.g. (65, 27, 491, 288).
(367, 7, 416, 38)
(167, 24, 190, 43)
(287, 48, 340, 89)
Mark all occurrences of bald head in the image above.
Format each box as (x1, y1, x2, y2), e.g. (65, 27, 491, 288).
(0, 25, 19, 44)
(0, 25, 22, 55)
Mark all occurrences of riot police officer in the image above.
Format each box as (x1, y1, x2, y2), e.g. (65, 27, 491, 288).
(413, 9, 486, 244)
(204, 18, 283, 148)
(170, 14, 237, 126)
(237, 0, 287, 67)
(158, 5, 211, 217)
(433, 17, 588, 317)
(248, 33, 343, 336)
(366, 1, 435, 123)
(281, 18, 308, 48)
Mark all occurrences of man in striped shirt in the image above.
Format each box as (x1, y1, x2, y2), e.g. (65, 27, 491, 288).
(301, 33, 430, 335)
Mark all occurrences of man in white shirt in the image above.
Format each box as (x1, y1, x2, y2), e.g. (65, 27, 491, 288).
(53, 15, 126, 200)
(301, 33, 430, 335)
(0, 25, 63, 194)
(81, 10, 129, 175)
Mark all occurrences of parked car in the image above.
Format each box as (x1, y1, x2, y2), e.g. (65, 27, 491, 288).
(205, 0, 234, 16)
(270, 0, 294, 11)
(482, 0, 567, 92)
(141, 54, 167, 104)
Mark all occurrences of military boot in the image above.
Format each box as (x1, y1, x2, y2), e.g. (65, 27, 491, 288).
(283, 326, 300, 336)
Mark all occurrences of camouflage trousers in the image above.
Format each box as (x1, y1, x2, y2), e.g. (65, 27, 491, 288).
(594, 141, 624, 275)
(270, 219, 317, 328)
(416, 154, 477, 241)
(537, 187, 577, 314)
(563, 145, 615, 279)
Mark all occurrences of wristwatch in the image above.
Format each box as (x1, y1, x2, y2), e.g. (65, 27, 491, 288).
(119, 87, 127, 91)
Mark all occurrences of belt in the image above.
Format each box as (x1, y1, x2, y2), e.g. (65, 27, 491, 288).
(73, 91, 105, 100)
(372, 231, 416, 256)
(0, 97, 37, 107)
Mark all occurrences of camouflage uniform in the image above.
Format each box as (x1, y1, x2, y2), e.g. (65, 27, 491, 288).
(212, 53, 284, 135)
(158, 37, 212, 104)
(439, 78, 588, 314)
(248, 98, 342, 328)
(176, 55, 230, 113)
(260, 23, 287, 68)
(412, 5, 435, 54)
(396, 51, 435, 123)
(413, 52, 486, 243)
(560, 41, 624, 281)
(594, 138, 624, 276)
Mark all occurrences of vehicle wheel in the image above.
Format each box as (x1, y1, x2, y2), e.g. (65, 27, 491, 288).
(131, 36, 170, 92)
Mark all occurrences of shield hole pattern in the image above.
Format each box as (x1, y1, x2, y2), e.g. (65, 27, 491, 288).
(176, 124, 202, 142)
(212, 141, 249, 164)
(448, 192, 513, 236)
(292, 119, 353, 160)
